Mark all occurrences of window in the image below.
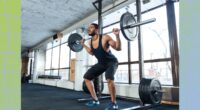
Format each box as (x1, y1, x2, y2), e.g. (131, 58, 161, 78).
(59, 69, 69, 80)
(46, 42, 52, 49)
(44, 30, 76, 80)
(131, 64, 139, 83)
(51, 46, 60, 69)
(60, 43, 70, 68)
(45, 70, 51, 75)
(144, 61, 172, 85)
(45, 49, 52, 69)
(142, 6, 170, 60)
(52, 70, 59, 76)
(114, 65, 129, 83)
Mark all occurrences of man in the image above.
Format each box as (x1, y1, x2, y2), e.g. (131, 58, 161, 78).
(81, 23, 121, 110)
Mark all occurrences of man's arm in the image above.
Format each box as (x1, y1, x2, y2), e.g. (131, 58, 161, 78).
(108, 28, 121, 51)
(81, 39, 93, 55)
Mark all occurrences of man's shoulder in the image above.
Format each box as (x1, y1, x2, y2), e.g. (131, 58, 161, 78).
(102, 34, 111, 39)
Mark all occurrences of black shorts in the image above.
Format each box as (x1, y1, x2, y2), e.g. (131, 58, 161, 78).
(84, 61, 118, 80)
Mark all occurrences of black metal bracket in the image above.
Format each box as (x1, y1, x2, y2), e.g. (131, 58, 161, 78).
(92, 0, 99, 11)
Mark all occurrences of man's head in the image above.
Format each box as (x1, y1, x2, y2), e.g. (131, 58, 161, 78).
(88, 23, 99, 36)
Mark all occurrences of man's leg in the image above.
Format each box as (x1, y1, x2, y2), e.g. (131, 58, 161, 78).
(83, 63, 106, 106)
(107, 79, 117, 104)
(84, 79, 98, 101)
(105, 61, 118, 110)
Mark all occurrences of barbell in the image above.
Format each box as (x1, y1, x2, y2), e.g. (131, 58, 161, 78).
(82, 77, 163, 105)
(66, 12, 156, 52)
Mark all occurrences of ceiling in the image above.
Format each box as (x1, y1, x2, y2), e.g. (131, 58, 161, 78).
(21, 0, 118, 52)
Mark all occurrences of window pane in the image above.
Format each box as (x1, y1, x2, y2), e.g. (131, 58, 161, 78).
(130, 38, 139, 61)
(142, 6, 170, 60)
(141, 0, 166, 12)
(61, 33, 70, 44)
(52, 46, 60, 68)
(60, 43, 70, 68)
(144, 61, 172, 85)
(45, 49, 52, 69)
(115, 65, 128, 83)
(59, 69, 69, 80)
(46, 42, 52, 49)
(131, 64, 139, 83)
(45, 70, 51, 75)
(52, 70, 58, 76)
(71, 51, 76, 59)
(53, 39, 60, 47)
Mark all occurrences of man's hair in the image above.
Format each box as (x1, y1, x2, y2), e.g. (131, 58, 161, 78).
(91, 23, 99, 29)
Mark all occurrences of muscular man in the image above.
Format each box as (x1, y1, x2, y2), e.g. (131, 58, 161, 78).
(81, 23, 121, 110)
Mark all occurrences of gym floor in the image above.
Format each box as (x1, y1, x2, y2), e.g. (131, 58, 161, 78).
(22, 84, 179, 110)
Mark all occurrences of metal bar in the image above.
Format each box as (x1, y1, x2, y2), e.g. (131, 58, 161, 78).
(136, 0, 144, 81)
(97, 0, 103, 97)
(102, 0, 128, 14)
(103, 18, 156, 35)
(118, 58, 171, 65)
(92, 0, 99, 11)
(121, 104, 160, 110)
(166, 0, 179, 86)
(128, 41, 132, 84)
(124, 18, 156, 29)
(78, 96, 110, 102)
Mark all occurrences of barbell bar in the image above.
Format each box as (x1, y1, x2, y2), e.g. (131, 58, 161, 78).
(66, 12, 156, 52)
(103, 17, 156, 35)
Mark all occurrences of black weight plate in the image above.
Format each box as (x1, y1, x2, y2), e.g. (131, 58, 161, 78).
(68, 33, 83, 52)
(120, 12, 138, 41)
(149, 79, 162, 104)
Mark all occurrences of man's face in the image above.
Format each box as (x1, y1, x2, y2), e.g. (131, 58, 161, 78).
(87, 24, 97, 36)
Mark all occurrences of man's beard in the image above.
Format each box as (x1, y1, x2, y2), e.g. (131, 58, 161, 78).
(88, 31, 96, 36)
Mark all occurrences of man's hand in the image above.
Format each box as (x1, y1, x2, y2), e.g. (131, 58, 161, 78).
(80, 38, 85, 45)
(112, 28, 120, 37)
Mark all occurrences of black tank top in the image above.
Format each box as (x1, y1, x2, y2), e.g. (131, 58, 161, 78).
(91, 35, 117, 64)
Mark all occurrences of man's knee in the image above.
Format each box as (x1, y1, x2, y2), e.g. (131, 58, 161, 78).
(84, 78, 91, 83)
(107, 79, 115, 86)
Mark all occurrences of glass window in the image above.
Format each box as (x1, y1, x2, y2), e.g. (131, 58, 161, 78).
(60, 43, 70, 68)
(61, 33, 70, 44)
(53, 39, 60, 47)
(45, 49, 52, 69)
(45, 70, 51, 75)
(114, 65, 129, 83)
(59, 69, 69, 80)
(130, 38, 139, 61)
(144, 61, 172, 85)
(131, 64, 139, 83)
(51, 46, 60, 69)
(142, 6, 170, 60)
(71, 51, 76, 59)
(141, 0, 166, 12)
(52, 70, 58, 76)
(46, 42, 52, 49)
